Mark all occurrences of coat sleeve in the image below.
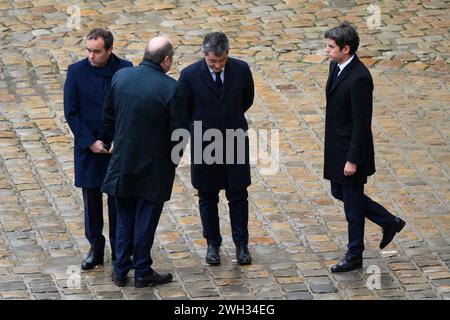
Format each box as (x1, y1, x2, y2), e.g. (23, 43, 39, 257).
(103, 81, 116, 143)
(63, 65, 96, 150)
(347, 76, 373, 165)
(242, 63, 254, 113)
(177, 70, 193, 118)
(325, 62, 336, 92)
(168, 82, 190, 165)
(101, 63, 131, 143)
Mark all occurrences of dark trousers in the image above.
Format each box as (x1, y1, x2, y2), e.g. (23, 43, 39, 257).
(198, 188, 249, 247)
(82, 188, 117, 260)
(114, 197, 163, 279)
(330, 182, 397, 258)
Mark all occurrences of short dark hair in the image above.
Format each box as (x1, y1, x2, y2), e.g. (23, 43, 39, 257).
(143, 41, 174, 64)
(86, 28, 114, 50)
(202, 32, 229, 56)
(324, 21, 360, 55)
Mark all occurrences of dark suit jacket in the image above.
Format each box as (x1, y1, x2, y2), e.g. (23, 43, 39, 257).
(323, 54, 376, 185)
(64, 54, 132, 188)
(178, 57, 254, 191)
(101, 61, 189, 202)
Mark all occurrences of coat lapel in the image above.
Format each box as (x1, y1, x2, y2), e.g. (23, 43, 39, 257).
(199, 59, 221, 97)
(82, 59, 104, 94)
(325, 62, 337, 94)
(221, 59, 236, 101)
(326, 55, 359, 97)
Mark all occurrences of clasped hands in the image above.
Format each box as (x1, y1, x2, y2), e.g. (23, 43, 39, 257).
(89, 140, 113, 154)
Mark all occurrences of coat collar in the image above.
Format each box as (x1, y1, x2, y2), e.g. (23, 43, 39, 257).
(326, 54, 360, 96)
(81, 53, 120, 94)
(82, 53, 120, 73)
(139, 60, 164, 73)
(199, 58, 236, 100)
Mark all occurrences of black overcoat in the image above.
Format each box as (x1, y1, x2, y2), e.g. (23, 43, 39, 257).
(178, 57, 254, 191)
(63, 54, 132, 187)
(324, 55, 376, 185)
(101, 61, 188, 202)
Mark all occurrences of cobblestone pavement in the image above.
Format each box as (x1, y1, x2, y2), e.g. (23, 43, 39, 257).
(0, 0, 449, 300)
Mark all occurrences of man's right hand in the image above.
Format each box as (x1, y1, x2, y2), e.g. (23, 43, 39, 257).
(89, 140, 108, 154)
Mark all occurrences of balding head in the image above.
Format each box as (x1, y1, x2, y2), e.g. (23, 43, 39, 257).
(143, 36, 174, 73)
(147, 36, 170, 52)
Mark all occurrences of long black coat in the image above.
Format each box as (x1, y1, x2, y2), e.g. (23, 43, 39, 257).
(101, 61, 189, 202)
(63, 54, 132, 188)
(178, 57, 254, 191)
(323, 55, 376, 185)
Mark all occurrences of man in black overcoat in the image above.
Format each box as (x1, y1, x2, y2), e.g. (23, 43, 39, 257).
(178, 32, 254, 265)
(323, 22, 406, 272)
(64, 28, 132, 270)
(102, 36, 188, 287)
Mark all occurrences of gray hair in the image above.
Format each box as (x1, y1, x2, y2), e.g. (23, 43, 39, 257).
(202, 32, 229, 56)
(143, 41, 174, 64)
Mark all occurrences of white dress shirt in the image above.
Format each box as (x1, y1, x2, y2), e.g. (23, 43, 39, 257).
(209, 67, 225, 83)
(337, 54, 355, 76)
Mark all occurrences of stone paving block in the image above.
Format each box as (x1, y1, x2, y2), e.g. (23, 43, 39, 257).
(157, 287, 189, 299)
(408, 289, 437, 300)
(376, 289, 407, 298)
(0, 281, 27, 291)
(95, 291, 124, 299)
(30, 286, 59, 293)
(33, 292, 61, 300)
(185, 280, 216, 290)
(309, 282, 338, 294)
(1, 290, 30, 299)
(282, 283, 309, 292)
(255, 290, 285, 299)
(246, 277, 276, 289)
(314, 293, 342, 300)
(0, 268, 9, 276)
(286, 291, 313, 300)
(188, 288, 221, 298)
(219, 284, 251, 295)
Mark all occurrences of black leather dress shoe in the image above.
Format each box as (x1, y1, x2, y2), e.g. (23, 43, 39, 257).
(135, 270, 173, 288)
(236, 245, 252, 265)
(112, 274, 127, 287)
(206, 244, 221, 265)
(380, 217, 406, 249)
(331, 255, 362, 273)
(81, 249, 104, 270)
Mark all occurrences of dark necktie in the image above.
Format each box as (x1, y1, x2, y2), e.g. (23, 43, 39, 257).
(331, 65, 340, 87)
(214, 71, 223, 88)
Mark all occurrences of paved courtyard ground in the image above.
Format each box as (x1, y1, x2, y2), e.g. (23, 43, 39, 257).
(0, 0, 449, 299)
